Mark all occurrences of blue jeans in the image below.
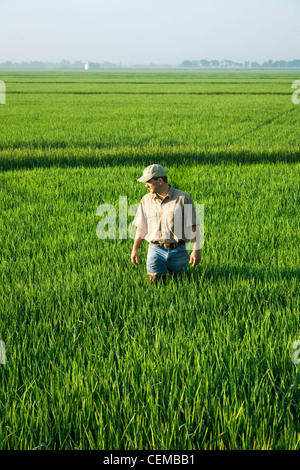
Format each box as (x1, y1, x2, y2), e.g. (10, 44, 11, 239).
(147, 243, 189, 275)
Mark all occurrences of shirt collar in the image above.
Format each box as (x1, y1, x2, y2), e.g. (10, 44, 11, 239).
(152, 184, 173, 201)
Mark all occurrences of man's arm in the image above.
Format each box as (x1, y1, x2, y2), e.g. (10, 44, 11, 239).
(189, 224, 201, 267)
(131, 226, 147, 266)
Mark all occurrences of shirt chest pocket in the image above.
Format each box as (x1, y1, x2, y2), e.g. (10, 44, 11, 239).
(147, 212, 159, 221)
(147, 213, 160, 238)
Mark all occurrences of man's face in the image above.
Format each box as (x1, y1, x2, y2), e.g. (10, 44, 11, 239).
(145, 178, 160, 193)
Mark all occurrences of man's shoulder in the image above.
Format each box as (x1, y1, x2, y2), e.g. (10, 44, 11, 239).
(140, 193, 153, 204)
(171, 187, 193, 201)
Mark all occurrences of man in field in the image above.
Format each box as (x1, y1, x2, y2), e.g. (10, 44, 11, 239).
(131, 164, 201, 284)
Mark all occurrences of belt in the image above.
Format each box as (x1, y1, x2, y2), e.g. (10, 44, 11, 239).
(151, 240, 185, 250)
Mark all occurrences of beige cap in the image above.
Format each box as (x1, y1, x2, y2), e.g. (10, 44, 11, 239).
(137, 164, 167, 182)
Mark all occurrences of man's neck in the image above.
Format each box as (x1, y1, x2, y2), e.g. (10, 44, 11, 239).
(155, 183, 170, 200)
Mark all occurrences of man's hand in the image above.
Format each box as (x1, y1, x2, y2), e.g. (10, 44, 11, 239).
(131, 248, 139, 266)
(131, 227, 145, 266)
(189, 250, 201, 267)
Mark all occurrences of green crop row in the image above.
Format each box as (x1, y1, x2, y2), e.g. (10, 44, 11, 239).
(0, 93, 299, 152)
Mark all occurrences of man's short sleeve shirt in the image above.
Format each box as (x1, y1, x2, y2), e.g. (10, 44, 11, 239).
(133, 185, 199, 243)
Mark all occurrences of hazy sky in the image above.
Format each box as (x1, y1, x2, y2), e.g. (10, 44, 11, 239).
(0, 0, 299, 64)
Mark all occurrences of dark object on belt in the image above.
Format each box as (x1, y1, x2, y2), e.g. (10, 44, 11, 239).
(151, 240, 185, 250)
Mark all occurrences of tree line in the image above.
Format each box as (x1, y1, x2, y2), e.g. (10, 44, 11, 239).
(0, 59, 300, 70)
(179, 59, 300, 68)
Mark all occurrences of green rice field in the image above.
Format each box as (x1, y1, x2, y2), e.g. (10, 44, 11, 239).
(0, 70, 299, 450)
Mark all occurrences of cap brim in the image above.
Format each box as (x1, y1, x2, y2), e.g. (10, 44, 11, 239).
(137, 175, 151, 182)
(137, 173, 166, 182)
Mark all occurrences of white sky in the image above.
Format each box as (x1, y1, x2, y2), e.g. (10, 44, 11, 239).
(0, 0, 299, 64)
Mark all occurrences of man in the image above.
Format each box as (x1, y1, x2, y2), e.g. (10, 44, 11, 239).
(131, 164, 201, 284)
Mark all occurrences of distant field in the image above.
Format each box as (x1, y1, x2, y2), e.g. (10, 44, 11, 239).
(0, 71, 299, 450)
